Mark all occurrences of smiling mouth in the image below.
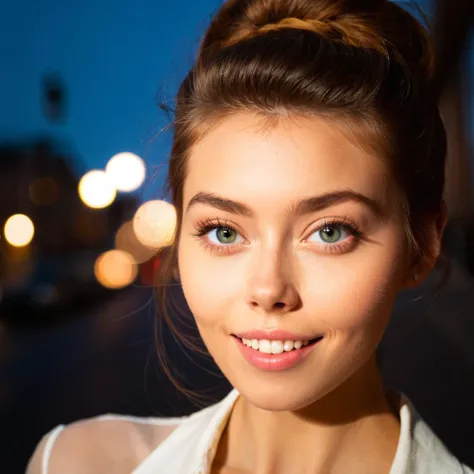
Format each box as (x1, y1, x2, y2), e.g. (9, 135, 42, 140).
(231, 335, 324, 354)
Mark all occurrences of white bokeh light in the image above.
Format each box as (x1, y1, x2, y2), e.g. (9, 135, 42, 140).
(4, 214, 35, 247)
(78, 170, 116, 209)
(133, 200, 177, 249)
(105, 152, 146, 192)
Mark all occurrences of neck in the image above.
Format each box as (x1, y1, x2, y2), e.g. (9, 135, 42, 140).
(214, 356, 400, 474)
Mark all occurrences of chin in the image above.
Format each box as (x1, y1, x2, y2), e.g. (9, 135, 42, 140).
(232, 377, 328, 412)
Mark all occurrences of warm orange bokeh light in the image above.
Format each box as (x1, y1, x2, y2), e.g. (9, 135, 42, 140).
(94, 250, 138, 289)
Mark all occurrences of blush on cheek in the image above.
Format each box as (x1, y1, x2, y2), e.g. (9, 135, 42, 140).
(180, 242, 245, 306)
(303, 259, 400, 332)
(179, 264, 238, 333)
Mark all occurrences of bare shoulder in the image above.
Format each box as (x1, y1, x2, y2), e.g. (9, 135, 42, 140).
(26, 414, 184, 474)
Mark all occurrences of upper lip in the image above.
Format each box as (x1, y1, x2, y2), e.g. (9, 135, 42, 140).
(233, 329, 322, 341)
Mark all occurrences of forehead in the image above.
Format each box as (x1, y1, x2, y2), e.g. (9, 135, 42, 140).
(183, 113, 392, 212)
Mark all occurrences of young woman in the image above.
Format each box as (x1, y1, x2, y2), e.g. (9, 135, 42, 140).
(27, 0, 474, 473)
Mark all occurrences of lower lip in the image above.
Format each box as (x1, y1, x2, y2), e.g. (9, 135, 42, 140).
(233, 336, 323, 372)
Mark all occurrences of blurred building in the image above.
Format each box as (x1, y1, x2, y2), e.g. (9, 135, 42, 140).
(0, 137, 138, 317)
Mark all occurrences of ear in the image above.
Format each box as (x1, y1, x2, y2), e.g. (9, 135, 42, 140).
(403, 201, 447, 289)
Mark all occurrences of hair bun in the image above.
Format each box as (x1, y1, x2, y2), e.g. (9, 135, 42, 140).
(222, 15, 389, 57)
(201, 0, 386, 52)
(199, 0, 432, 83)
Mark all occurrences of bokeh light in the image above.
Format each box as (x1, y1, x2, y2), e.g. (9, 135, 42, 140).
(4, 214, 35, 247)
(133, 200, 177, 249)
(78, 170, 116, 209)
(105, 152, 146, 192)
(115, 220, 157, 264)
(94, 250, 138, 289)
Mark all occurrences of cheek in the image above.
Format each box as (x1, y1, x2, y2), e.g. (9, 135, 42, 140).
(300, 241, 405, 335)
(178, 239, 241, 330)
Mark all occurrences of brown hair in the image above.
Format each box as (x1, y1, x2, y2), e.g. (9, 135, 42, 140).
(154, 0, 447, 405)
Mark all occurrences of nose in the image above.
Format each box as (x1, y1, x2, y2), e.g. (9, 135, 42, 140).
(246, 250, 300, 314)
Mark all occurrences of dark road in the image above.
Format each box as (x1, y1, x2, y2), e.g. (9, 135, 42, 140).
(1, 268, 474, 473)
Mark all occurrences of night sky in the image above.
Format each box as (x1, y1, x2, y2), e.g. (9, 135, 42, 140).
(1, 0, 221, 184)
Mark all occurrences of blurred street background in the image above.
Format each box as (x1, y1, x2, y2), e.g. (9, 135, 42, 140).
(1, 0, 473, 473)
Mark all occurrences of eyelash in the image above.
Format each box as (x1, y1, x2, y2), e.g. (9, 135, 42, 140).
(191, 217, 363, 255)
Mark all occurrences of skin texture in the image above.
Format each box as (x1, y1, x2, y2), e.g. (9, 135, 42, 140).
(177, 112, 445, 474)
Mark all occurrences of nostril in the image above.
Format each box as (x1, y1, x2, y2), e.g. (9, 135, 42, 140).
(274, 302, 285, 309)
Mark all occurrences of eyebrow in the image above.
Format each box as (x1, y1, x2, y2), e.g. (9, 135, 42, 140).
(186, 190, 384, 217)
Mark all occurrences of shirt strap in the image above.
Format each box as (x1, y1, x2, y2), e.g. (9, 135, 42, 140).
(42, 425, 65, 474)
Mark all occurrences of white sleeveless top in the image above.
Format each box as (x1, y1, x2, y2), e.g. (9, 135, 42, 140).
(27, 388, 474, 474)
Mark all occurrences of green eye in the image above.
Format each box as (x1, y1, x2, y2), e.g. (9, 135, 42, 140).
(319, 225, 342, 243)
(308, 224, 348, 244)
(214, 227, 238, 244)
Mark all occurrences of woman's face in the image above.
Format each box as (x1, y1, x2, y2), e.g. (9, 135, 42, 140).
(178, 113, 412, 411)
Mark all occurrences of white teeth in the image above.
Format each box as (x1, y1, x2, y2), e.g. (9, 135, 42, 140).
(259, 339, 272, 354)
(270, 340, 284, 354)
(283, 340, 294, 351)
(241, 338, 310, 353)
